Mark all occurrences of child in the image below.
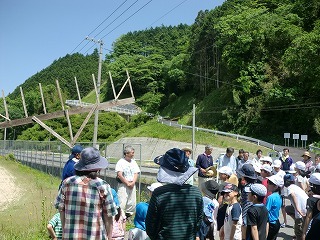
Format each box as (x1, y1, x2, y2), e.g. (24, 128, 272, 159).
(260, 163, 273, 204)
(284, 174, 308, 240)
(47, 212, 62, 240)
(245, 183, 269, 240)
(111, 188, 126, 240)
(196, 180, 220, 240)
(273, 159, 287, 228)
(295, 161, 309, 192)
(266, 175, 283, 240)
(222, 183, 242, 240)
(303, 173, 320, 239)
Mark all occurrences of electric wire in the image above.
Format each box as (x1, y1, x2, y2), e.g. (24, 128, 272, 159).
(70, 0, 130, 54)
(84, 0, 154, 54)
(148, 0, 189, 27)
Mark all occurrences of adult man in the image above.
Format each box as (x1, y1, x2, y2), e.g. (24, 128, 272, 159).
(218, 147, 237, 173)
(146, 148, 203, 240)
(115, 145, 141, 217)
(196, 145, 214, 191)
(182, 147, 195, 185)
(59, 145, 83, 189)
(280, 148, 293, 171)
(55, 147, 117, 239)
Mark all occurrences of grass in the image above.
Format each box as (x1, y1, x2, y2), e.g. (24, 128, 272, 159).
(0, 154, 60, 240)
(121, 119, 271, 154)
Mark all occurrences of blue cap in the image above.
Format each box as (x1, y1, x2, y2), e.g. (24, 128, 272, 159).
(69, 145, 83, 159)
(284, 173, 295, 182)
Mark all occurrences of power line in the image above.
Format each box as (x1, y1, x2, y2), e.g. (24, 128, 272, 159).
(70, 0, 130, 54)
(84, 0, 154, 54)
(148, 0, 189, 27)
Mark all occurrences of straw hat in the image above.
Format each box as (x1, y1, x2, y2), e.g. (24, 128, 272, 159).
(301, 151, 311, 158)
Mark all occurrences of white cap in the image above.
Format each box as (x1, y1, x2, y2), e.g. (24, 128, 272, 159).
(309, 173, 320, 185)
(261, 164, 272, 173)
(267, 175, 284, 188)
(288, 163, 296, 174)
(252, 163, 261, 173)
(218, 166, 233, 176)
(273, 160, 282, 168)
(147, 182, 163, 192)
(295, 161, 306, 171)
(260, 156, 273, 164)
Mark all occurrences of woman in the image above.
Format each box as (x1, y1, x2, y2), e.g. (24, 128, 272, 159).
(55, 147, 117, 240)
(266, 175, 284, 240)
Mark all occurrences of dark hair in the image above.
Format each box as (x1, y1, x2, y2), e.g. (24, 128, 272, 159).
(311, 184, 320, 195)
(283, 148, 289, 152)
(115, 207, 122, 222)
(256, 149, 262, 155)
(244, 177, 256, 184)
(239, 149, 244, 153)
(75, 170, 99, 179)
(253, 193, 265, 203)
(227, 147, 234, 153)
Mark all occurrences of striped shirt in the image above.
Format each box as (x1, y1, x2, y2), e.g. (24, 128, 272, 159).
(146, 184, 203, 240)
(55, 175, 117, 240)
(48, 212, 62, 239)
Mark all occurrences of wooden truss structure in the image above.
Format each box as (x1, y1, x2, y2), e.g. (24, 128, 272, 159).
(0, 70, 135, 148)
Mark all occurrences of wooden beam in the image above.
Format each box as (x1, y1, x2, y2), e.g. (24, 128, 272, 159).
(126, 70, 135, 99)
(109, 71, 117, 99)
(74, 77, 82, 107)
(20, 87, 28, 117)
(39, 83, 47, 114)
(32, 116, 72, 148)
(0, 97, 135, 129)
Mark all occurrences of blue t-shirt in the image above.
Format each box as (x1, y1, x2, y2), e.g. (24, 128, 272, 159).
(266, 192, 282, 224)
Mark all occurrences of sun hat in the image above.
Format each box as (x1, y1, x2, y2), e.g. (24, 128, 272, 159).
(202, 180, 220, 199)
(273, 159, 282, 168)
(260, 156, 273, 164)
(245, 183, 267, 197)
(154, 148, 198, 185)
(309, 173, 320, 186)
(218, 166, 233, 176)
(261, 164, 272, 173)
(69, 144, 83, 159)
(301, 151, 311, 158)
(227, 174, 239, 186)
(295, 161, 306, 171)
(74, 147, 108, 171)
(252, 163, 261, 174)
(283, 173, 295, 182)
(205, 166, 217, 177)
(288, 163, 296, 174)
(147, 182, 163, 192)
(221, 183, 239, 193)
(267, 175, 284, 188)
(236, 164, 257, 179)
(111, 188, 120, 207)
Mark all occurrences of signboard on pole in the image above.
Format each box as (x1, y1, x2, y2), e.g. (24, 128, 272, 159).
(283, 133, 290, 146)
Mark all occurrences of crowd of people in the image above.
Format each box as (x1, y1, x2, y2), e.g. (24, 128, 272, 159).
(46, 144, 320, 240)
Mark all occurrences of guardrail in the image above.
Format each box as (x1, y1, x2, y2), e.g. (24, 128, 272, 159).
(157, 118, 279, 151)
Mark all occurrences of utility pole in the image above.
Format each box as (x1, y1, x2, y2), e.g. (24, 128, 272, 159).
(86, 37, 103, 149)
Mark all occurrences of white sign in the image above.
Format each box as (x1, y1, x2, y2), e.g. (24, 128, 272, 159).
(301, 135, 308, 141)
(284, 133, 290, 139)
(293, 134, 299, 140)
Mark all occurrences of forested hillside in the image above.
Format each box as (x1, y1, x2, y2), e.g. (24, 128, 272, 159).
(1, 0, 319, 144)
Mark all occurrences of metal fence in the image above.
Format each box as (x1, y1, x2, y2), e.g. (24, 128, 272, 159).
(0, 140, 150, 200)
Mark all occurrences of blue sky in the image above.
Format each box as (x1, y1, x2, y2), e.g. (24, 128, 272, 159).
(0, 0, 224, 96)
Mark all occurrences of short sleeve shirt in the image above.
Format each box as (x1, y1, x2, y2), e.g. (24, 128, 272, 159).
(246, 204, 269, 240)
(48, 212, 62, 239)
(115, 158, 140, 181)
(224, 202, 242, 240)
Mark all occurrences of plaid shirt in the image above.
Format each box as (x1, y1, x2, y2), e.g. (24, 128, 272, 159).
(55, 176, 117, 239)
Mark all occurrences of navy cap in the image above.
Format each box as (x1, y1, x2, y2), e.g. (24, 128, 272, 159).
(154, 148, 189, 173)
(236, 164, 257, 179)
(284, 173, 295, 182)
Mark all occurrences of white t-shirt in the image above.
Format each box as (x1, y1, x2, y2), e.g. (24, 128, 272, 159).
(224, 202, 242, 240)
(287, 184, 308, 218)
(115, 158, 140, 182)
(295, 175, 309, 192)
